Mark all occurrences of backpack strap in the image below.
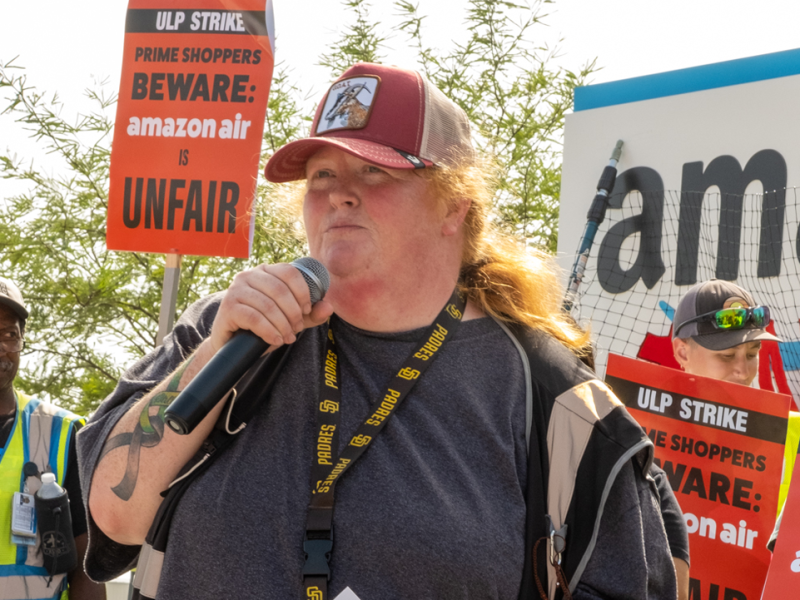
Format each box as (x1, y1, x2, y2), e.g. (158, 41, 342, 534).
(131, 342, 294, 600)
(492, 319, 551, 600)
(497, 320, 653, 600)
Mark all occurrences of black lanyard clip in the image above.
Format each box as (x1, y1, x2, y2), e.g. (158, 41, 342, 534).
(302, 531, 333, 580)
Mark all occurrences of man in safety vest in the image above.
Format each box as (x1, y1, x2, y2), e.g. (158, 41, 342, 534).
(0, 277, 105, 599)
(672, 279, 799, 520)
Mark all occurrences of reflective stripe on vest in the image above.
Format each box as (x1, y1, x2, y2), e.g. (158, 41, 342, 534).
(0, 391, 84, 599)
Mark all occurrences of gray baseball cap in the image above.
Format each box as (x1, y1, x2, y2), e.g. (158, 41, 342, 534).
(0, 277, 28, 322)
(672, 280, 780, 351)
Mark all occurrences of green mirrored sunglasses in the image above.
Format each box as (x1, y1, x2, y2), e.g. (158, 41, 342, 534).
(674, 306, 770, 338)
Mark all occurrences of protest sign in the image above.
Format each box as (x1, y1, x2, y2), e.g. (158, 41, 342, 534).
(606, 354, 790, 600)
(107, 0, 274, 258)
(761, 447, 800, 598)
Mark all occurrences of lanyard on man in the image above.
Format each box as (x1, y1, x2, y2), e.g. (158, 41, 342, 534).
(302, 289, 467, 600)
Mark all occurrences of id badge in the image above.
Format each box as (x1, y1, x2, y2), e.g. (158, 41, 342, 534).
(11, 492, 36, 538)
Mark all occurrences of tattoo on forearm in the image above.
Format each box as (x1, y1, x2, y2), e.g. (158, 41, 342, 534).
(100, 357, 194, 501)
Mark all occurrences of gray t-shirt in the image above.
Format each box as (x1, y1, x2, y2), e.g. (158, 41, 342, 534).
(78, 295, 675, 599)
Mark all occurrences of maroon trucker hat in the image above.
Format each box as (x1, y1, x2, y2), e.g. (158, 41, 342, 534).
(264, 63, 474, 183)
(672, 279, 780, 351)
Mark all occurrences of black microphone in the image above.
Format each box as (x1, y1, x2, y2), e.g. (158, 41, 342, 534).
(164, 257, 330, 435)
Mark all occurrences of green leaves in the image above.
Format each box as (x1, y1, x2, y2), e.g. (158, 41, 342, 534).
(319, 0, 388, 77)
(397, 0, 594, 252)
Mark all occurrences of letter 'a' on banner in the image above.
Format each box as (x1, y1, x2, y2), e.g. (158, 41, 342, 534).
(761, 449, 800, 597)
(605, 355, 791, 600)
(107, 0, 275, 258)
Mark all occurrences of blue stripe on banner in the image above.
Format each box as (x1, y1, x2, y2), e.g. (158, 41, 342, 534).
(658, 301, 675, 322)
(779, 342, 800, 372)
(49, 410, 69, 483)
(574, 47, 800, 111)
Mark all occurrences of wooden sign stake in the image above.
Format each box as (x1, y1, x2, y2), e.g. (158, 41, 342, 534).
(156, 253, 182, 346)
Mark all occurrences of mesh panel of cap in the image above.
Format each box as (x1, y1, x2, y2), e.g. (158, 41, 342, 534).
(420, 77, 473, 167)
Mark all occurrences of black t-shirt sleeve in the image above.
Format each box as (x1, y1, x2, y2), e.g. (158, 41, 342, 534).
(650, 463, 690, 565)
(575, 460, 677, 599)
(65, 425, 88, 539)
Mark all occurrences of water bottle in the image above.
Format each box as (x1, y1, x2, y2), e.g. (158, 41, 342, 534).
(35, 473, 77, 575)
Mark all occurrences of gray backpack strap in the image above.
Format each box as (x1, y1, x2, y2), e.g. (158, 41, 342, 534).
(493, 318, 550, 599)
(492, 318, 533, 454)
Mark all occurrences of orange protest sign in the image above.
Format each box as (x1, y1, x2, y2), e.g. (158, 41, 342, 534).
(107, 0, 274, 258)
(761, 443, 800, 597)
(606, 354, 791, 600)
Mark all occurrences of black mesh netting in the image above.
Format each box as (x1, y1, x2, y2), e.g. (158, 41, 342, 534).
(569, 188, 800, 404)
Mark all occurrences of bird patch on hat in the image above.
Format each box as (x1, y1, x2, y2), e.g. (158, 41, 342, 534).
(316, 76, 380, 135)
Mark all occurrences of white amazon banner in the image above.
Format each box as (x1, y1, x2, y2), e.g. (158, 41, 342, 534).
(558, 48, 800, 402)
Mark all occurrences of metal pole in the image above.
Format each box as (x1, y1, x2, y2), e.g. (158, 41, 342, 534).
(156, 253, 182, 347)
(563, 140, 624, 313)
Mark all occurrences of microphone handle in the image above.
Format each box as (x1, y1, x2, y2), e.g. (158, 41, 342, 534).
(164, 331, 269, 435)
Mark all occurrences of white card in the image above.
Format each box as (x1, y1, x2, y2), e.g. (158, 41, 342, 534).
(333, 587, 362, 600)
(11, 492, 36, 537)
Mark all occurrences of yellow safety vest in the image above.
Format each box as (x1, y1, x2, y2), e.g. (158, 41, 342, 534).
(779, 411, 800, 514)
(0, 391, 83, 600)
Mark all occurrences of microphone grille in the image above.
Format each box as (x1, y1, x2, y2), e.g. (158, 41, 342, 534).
(291, 257, 330, 304)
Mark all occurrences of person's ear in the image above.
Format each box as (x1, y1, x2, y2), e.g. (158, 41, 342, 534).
(672, 337, 689, 371)
(442, 198, 471, 237)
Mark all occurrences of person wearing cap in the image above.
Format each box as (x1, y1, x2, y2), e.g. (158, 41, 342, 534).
(672, 279, 799, 552)
(0, 278, 106, 599)
(672, 279, 796, 507)
(81, 63, 675, 599)
(672, 279, 780, 388)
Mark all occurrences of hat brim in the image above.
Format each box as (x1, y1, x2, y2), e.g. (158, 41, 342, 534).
(0, 297, 28, 321)
(264, 136, 432, 183)
(693, 327, 781, 351)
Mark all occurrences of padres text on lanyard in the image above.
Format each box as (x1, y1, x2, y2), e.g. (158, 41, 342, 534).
(302, 289, 467, 599)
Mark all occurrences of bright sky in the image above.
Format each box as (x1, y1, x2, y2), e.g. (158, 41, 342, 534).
(2, 0, 800, 197)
